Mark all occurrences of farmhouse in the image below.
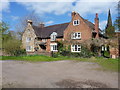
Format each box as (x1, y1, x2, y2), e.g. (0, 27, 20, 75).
(22, 11, 118, 58)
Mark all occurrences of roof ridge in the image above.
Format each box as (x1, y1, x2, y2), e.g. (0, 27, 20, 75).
(44, 22, 70, 28)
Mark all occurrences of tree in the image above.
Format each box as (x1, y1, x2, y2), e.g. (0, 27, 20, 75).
(3, 39, 26, 56)
(105, 9, 115, 38)
(105, 26, 115, 38)
(114, 1, 120, 31)
(0, 21, 26, 56)
(15, 11, 43, 39)
(0, 21, 11, 50)
(0, 21, 9, 34)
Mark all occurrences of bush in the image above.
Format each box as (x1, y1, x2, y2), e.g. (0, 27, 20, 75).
(13, 49, 26, 56)
(71, 46, 93, 58)
(3, 39, 26, 56)
(60, 50, 71, 56)
(59, 45, 93, 58)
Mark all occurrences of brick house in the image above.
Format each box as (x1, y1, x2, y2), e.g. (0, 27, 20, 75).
(22, 11, 104, 56)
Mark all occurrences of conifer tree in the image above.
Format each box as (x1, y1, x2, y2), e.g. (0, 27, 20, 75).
(105, 9, 115, 38)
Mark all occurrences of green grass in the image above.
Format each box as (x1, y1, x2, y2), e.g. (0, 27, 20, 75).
(1, 55, 119, 72)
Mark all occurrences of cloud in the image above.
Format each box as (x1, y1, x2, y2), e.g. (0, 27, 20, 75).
(14, 0, 118, 16)
(0, 0, 10, 12)
(16, 2, 74, 15)
(99, 20, 107, 30)
(11, 16, 19, 21)
(45, 20, 54, 25)
(73, 0, 118, 16)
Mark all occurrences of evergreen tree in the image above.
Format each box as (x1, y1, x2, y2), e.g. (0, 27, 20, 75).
(105, 9, 115, 38)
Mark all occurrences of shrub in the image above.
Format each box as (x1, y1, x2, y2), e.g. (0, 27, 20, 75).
(3, 39, 26, 56)
(59, 45, 93, 58)
(13, 49, 26, 56)
(71, 46, 93, 58)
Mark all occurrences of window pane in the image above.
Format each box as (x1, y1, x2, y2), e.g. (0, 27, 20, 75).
(78, 48, 80, 51)
(75, 33, 77, 38)
(74, 21, 76, 24)
(77, 20, 79, 24)
(75, 45, 77, 51)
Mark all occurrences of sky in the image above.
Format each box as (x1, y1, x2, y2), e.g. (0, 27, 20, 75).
(0, 0, 119, 32)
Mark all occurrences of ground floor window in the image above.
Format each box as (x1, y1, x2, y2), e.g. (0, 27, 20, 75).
(26, 46, 32, 51)
(71, 45, 81, 52)
(50, 43, 57, 51)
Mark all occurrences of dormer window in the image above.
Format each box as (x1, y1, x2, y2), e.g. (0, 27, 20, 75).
(71, 32, 81, 39)
(26, 37, 31, 42)
(50, 32, 57, 41)
(73, 19, 80, 26)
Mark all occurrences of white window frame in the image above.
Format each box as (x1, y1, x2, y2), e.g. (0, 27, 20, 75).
(73, 19, 80, 26)
(71, 32, 81, 39)
(50, 43, 58, 52)
(26, 37, 31, 42)
(26, 46, 32, 51)
(71, 45, 81, 52)
(50, 32, 57, 41)
(42, 39, 47, 42)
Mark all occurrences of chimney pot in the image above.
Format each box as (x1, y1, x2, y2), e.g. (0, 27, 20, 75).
(39, 22, 44, 28)
(27, 20, 32, 25)
(96, 13, 98, 18)
(71, 11, 76, 17)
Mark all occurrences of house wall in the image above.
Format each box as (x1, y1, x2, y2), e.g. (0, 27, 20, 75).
(22, 23, 36, 53)
(46, 38, 63, 52)
(64, 13, 92, 45)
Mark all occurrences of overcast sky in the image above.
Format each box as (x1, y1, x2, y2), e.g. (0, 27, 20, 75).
(1, 0, 119, 31)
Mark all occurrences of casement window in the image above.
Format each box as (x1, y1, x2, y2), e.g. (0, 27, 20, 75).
(42, 39, 47, 42)
(50, 43, 58, 51)
(71, 45, 81, 52)
(26, 37, 31, 42)
(50, 32, 57, 41)
(71, 32, 81, 39)
(26, 46, 32, 51)
(73, 19, 80, 26)
(101, 45, 109, 51)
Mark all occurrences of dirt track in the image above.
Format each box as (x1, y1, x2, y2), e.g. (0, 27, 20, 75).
(1, 60, 118, 88)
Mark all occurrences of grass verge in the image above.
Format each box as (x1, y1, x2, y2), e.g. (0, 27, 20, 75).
(1, 55, 119, 72)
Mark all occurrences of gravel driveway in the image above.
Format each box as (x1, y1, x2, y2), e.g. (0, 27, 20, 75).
(1, 60, 118, 88)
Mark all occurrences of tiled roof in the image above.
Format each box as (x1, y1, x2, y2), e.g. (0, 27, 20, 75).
(33, 22, 69, 38)
(32, 18, 101, 38)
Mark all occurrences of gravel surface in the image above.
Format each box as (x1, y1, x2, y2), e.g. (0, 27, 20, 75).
(1, 60, 118, 88)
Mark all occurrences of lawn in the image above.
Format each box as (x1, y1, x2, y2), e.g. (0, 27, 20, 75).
(1, 55, 119, 72)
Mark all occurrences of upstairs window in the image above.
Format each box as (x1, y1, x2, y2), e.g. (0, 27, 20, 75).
(73, 19, 80, 26)
(71, 32, 81, 39)
(50, 32, 57, 41)
(26, 37, 31, 42)
(42, 39, 47, 42)
(71, 45, 81, 52)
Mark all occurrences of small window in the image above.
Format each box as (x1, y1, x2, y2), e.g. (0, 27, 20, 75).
(26, 37, 31, 42)
(26, 46, 32, 51)
(71, 32, 81, 39)
(42, 39, 47, 42)
(73, 19, 80, 26)
(71, 45, 81, 52)
(50, 43, 57, 51)
(50, 32, 57, 41)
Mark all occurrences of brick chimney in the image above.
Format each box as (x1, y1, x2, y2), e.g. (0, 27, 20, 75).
(27, 20, 32, 25)
(94, 13, 99, 38)
(39, 22, 44, 28)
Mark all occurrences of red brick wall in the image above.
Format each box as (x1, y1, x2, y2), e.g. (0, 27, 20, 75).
(46, 38, 63, 52)
(64, 13, 92, 45)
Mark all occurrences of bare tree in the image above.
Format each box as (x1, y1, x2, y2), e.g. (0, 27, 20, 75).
(15, 11, 43, 39)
